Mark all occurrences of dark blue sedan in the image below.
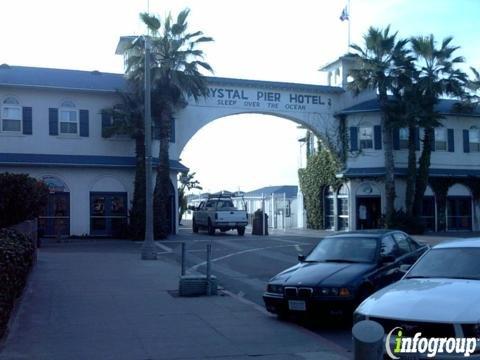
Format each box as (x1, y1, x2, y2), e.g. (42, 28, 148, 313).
(263, 230, 428, 318)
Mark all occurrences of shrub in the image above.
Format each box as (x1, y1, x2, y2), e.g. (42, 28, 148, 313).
(0, 228, 35, 339)
(0, 173, 49, 228)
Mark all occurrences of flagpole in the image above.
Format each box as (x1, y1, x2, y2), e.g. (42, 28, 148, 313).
(347, 0, 351, 53)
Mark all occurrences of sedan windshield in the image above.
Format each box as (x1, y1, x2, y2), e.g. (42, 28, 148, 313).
(306, 237, 378, 263)
(406, 248, 480, 280)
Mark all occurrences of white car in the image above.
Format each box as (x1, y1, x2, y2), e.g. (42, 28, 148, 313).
(354, 239, 480, 358)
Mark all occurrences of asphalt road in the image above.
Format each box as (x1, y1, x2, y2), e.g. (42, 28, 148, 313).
(161, 226, 353, 354)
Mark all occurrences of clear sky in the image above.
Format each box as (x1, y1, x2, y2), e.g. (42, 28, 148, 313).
(1, 0, 479, 193)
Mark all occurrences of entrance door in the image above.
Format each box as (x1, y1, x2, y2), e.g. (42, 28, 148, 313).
(356, 197, 381, 230)
(38, 192, 70, 237)
(90, 192, 128, 236)
(447, 196, 472, 231)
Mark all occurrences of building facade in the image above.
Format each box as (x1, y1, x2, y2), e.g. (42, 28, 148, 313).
(0, 66, 185, 237)
(1, 50, 478, 236)
(300, 56, 480, 232)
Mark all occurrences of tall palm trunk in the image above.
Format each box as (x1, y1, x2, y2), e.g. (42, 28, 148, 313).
(153, 111, 172, 239)
(130, 134, 146, 239)
(405, 123, 417, 216)
(379, 89, 396, 227)
(413, 126, 434, 217)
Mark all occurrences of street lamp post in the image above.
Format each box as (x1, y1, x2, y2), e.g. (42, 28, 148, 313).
(115, 35, 157, 260)
(141, 36, 157, 260)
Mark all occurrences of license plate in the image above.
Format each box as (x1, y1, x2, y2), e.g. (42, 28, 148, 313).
(288, 300, 306, 311)
(228, 223, 235, 226)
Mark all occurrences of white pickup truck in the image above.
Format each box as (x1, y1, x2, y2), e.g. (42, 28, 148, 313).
(192, 196, 248, 236)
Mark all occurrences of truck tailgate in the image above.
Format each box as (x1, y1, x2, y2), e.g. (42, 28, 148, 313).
(216, 210, 247, 223)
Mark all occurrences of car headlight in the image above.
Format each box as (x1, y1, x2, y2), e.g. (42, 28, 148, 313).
(319, 287, 351, 297)
(266, 284, 284, 294)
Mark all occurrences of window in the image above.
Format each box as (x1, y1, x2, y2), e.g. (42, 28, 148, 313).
(2, 97, 21, 132)
(399, 128, 409, 150)
(434, 128, 447, 151)
(59, 101, 78, 135)
(469, 127, 480, 152)
(380, 236, 398, 258)
(359, 127, 373, 149)
(324, 187, 335, 230)
(393, 233, 412, 255)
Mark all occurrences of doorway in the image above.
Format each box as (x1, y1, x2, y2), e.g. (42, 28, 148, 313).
(90, 192, 128, 236)
(38, 192, 70, 237)
(356, 196, 381, 230)
(447, 196, 472, 231)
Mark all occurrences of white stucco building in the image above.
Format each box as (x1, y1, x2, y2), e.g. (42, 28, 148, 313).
(1, 47, 478, 236)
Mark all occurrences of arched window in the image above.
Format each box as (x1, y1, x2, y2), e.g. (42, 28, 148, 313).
(324, 186, 335, 230)
(337, 185, 349, 231)
(59, 101, 78, 135)
(2, 97, 22, 132)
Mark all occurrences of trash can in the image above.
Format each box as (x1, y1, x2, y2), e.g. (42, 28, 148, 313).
(252, 209, 268, 235)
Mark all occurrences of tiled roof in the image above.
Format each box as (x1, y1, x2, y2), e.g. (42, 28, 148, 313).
(0, 64, 344, 95)
(245, 185, 298, 198)
(337, 98, 480, 117)
(0, 65, 126, 93)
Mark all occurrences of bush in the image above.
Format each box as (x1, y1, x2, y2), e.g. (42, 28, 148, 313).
(0, 228, 35, 339)
(0, 173, 49, 228)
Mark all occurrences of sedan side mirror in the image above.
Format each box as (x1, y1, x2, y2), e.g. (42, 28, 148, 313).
(188, 205, 196, 211)
(380, 255, 396, 264)
(298, 254, 306, 262)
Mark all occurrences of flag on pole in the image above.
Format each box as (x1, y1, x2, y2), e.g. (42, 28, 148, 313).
(339, 5, 349, 21)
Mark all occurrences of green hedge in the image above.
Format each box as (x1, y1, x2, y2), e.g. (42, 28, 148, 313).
(0, 173, 49, 229)
(0, 228, 35, 339)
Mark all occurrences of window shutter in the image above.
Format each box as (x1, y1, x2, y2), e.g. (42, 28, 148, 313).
(447, 129, 454, 152)
(463, 129, 470, 153)
(374, 125, 382, 150)
(79, 110, 89, 137)
(49, 108, 58, 136)
(414, 128, 420, 151)
(169, 117, 175, 143)
(22, 107, 32, 135)
(349, 127, 358, 151)
(101, 111, 111, 138)
(393, 128, 400, 150)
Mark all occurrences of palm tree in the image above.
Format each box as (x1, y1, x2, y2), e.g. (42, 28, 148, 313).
(410, 35, 467, 219)
(102, 88, 146, 239)
(349, 26, 408, 227)
(178, 171, 202, 224)
(389, 49, 421, 218)
(124, 9, 213, 239)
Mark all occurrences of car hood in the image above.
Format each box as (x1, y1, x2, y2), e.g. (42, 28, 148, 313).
(271, 261, 375, 287)
(357, 278, 480, 323)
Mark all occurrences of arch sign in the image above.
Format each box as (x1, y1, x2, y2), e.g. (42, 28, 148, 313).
(173, 77, 344, 157)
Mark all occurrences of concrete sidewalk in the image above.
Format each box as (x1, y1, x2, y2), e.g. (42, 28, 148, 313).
(0, 240, 349, 360)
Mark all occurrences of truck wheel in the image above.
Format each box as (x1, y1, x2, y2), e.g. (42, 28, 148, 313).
(208, 219, 215, 236)
(192, 219, 199, 233)
(237, 226, 245, 236)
